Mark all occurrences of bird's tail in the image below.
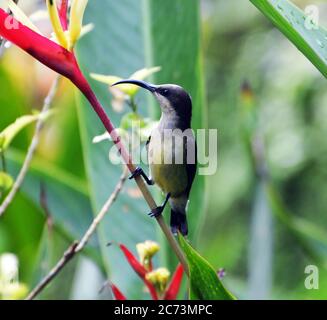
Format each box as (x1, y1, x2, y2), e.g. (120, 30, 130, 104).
(170, 209, 188, 236)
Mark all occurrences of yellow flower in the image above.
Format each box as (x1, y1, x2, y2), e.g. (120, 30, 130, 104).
(46, 0, 69, 49)
(136, 240, 160, 270)
(145, 268, 170, 294)
(68, 0, 89, 50)
(6, 0, 91, 51)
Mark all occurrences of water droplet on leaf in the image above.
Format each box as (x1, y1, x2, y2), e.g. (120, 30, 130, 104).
(316, 39, 324, 48)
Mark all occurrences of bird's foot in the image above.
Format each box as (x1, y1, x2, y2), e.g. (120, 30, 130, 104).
(129, 167, 143, 180)
(148, 193, 171, 218)
(148, 206, 164, 218)
(129, 167, 154, 186)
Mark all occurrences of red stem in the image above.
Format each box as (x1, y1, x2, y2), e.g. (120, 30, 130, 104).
(72, 71, 134, 171)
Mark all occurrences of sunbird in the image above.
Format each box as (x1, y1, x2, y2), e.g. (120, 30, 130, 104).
(112, 80, 197, 236)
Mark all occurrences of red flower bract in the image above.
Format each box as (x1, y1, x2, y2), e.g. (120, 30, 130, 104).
(111, 244, 185, 300)
(119, 244, 158, 300)
(163, 264, 184, 300)
(111, 283, 127, 301)
(0, 9, 79, 80)
(59, 0, 69, 31)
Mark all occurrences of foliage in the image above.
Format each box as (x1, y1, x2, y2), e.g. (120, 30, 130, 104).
(0, 0, 327, 300)
(250, 0, 327, 77)
(178, 234, 234, 300)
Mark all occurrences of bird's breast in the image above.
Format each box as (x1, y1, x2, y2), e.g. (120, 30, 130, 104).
(148, 130, 188, 197)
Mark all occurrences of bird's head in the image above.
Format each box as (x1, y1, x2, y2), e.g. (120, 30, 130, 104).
(112, 79, 192, 123)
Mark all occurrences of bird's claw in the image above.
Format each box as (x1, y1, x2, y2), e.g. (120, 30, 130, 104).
(148, 206, 164, 218)
(129, 167, 143, 180)
(129, 167, 154, 185)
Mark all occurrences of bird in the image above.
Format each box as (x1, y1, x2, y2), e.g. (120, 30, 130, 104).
(112, 79, 197, 236)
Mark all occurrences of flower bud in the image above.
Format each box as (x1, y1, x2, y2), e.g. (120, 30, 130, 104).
(145, 268, 170, 294)
(136, 240, 160, 270)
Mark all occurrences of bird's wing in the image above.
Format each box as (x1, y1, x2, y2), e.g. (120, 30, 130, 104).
(146, 135, 151, 152)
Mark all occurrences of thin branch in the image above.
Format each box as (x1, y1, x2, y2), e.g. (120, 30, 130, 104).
(75, 168, 129, 252)
(0, 76, 60, 217)
(26, 242, 79, 300)
(26, 169, 129, 300)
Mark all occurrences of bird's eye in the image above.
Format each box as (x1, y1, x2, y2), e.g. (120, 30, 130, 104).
(162, 89, 169, 95)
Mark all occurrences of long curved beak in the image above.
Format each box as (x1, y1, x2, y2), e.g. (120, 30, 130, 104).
(111, 79, 157, 93)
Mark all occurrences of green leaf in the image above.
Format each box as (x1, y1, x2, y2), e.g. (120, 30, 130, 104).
(0, 112, 51, 151)
(0, 172, 13, 192)
(75, 0, 206, 298)
(178, 234, 235, 300)
(250, 0, 327, 77)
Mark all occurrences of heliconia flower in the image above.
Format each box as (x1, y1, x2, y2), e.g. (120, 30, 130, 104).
(119, 244, 158, 300)
(112, 244, 184, 300)
(163, 264, 184, 300)
(58, 0, 69, 31)
(0, 1, 134, 170)
(0, 1, 92, 79)
(0, 8, 78, 79)
(108, 265, 184, 300)
(136, 240, 160, 271)
(68, 0, 89, 50)
(46, 0, 69, 49)
(145, 268, 170, 294)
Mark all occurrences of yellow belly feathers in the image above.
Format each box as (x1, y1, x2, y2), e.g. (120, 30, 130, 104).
(148, 133, 188, 197)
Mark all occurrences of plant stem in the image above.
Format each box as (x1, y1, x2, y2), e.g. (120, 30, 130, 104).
(0, 150, 6, 172)
(26, 169, 129, 300)
(75, 167, 129, 252)
(0, 76, 60, 217)
(73, 73, 189, 276)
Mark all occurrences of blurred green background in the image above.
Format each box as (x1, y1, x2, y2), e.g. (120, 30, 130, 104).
(1, 0, 327, 299)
